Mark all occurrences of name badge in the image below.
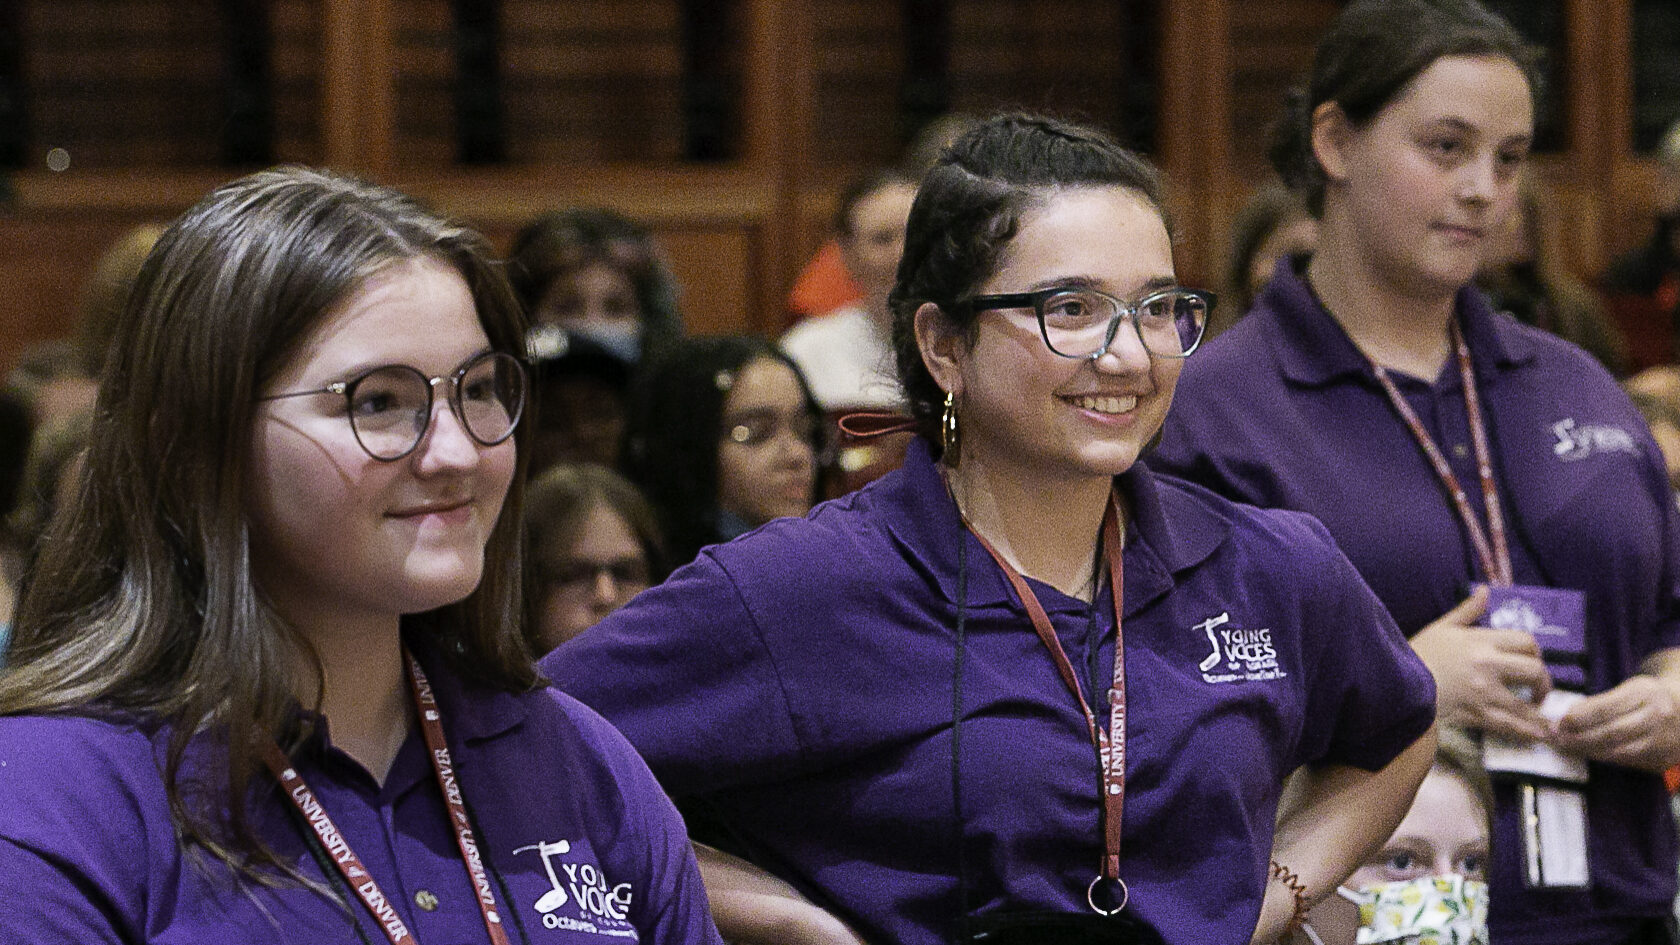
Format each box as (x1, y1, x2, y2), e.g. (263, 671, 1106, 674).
(1474, 584, 1592, 890)
(1481, 690, 1589, 783)
(1476, 584, 1590, 783)
(1482, 584, 1587, 689)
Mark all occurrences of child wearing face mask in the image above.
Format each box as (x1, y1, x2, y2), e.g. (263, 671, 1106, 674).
(508, 207, 685, 366)
(1293, 729, 1493, 945)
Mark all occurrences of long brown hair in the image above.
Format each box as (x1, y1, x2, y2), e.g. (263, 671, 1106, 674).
(0, 166, 535, 878)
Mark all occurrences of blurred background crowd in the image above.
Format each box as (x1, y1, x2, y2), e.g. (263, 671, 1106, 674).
(10, 110, 1680, 654)
(4, 3, 1680, 938)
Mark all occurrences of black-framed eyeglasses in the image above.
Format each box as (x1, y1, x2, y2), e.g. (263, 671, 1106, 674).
(542, 557, 652, 590)
(258, 350, 527, 461)
(961, 285, 1215, 360)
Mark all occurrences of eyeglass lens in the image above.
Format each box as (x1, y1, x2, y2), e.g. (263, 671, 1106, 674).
(546, 557, 651, 589)
(723, 408, 820, 448)
(347, 352, 525, 460)
(1040, 289, 1207, 359)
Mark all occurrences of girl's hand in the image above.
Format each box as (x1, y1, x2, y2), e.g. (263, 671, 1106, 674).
(1410, 589, 1552, 741)
(1551, 673, 1680, 772)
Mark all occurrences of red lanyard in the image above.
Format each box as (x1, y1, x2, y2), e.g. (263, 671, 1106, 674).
(1367, 320, 1514, 587)
(262, 649, 513, 945)
(967, 493, 1129, 914)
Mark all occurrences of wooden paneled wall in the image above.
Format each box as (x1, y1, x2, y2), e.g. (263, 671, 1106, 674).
(1, 0, 1671, 377)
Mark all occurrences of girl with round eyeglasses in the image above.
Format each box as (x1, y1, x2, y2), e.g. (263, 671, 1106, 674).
(545, 113, 1437, 945)
(0, 167, 721, 944)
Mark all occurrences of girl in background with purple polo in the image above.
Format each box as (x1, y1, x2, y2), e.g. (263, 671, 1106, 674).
(545, 113, 1438, 945)
(0, 168, 721, 945)
(1153, 2, 1680, 942)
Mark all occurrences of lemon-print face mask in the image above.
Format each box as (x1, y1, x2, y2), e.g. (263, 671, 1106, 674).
(1337, 874, 1489, 945)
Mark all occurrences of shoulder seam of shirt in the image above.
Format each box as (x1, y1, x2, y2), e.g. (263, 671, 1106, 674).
(707, 552, 812, 770)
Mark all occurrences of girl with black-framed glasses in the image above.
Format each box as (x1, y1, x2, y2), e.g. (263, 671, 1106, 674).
(546, 112, 1438, 945)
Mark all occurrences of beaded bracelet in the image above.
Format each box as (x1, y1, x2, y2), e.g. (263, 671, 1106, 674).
(1269, 860, 1311, 934)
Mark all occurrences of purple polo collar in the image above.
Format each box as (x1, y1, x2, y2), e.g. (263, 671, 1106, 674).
(403, 633, 529, 745)
(878, 438, 1228, 618)
(282, 636, 530, 774)
(1260, 255, 1538, 388)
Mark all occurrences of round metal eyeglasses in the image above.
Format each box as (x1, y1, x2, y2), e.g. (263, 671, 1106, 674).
(258, 350, 527, 461)
(961, 285, 1216, 359)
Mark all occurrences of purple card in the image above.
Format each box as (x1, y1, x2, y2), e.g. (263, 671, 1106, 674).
(1479, 584, 1587, 689)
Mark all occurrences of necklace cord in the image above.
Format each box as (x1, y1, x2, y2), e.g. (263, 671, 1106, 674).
(951, 525, 972, 941)
(1303, 276, 1513, 586)
(1365, 321, 1512, 585)
(460, 780, 529, 945)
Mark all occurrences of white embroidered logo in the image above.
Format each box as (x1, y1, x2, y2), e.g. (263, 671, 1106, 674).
(1488, 598, 1544, 634)
(1196, 612, 1287, 684)
(1551, 418, 1638, 462)
(514, 839, 638, 937)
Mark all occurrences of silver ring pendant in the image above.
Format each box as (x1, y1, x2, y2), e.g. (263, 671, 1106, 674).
(1086, 875, 1128, 916)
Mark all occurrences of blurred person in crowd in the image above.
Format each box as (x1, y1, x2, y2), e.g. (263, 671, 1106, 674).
(0, 388, 28, 530)
(0, 390, 29, 659)
(620, 335, 826, 572)
(781, 167, 916, 412)
(1289, 729, 1493, 945)
(6, 407, 90, 581)
(1216, 182, 1318, 337)
(0, 167, 721, 943)
(525, 463, 664, 653)
(509, 206, 683, 366)
(1627, 366, 1680, 498)
(548, 113, 1436, 945)
(781, 168, 919, 495)
(3, 339, 96, 434)
(1155, 2, 1680, 941)
(526, 328, 635, 472)
(1478, 177, 1628, 375)
(785, 113, 980, 324)
(2, 223, 162, 441)
(1603, 119, 1680, 373)
(1629, 363, 1680, 405)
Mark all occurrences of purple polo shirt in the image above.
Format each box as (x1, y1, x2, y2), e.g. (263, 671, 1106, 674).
(1152, 257, 1680, 944)
(543, 439, 1434, 945)
(0, 642, 723, 945)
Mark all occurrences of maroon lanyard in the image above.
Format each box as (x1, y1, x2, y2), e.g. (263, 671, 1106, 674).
(967, 493, 1129, 914)
(1366, 320, 1514, 587)
(262, 649, 513, 945)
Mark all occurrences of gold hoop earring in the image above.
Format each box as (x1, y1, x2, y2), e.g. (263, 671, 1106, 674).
(941, 391, 960, 465)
